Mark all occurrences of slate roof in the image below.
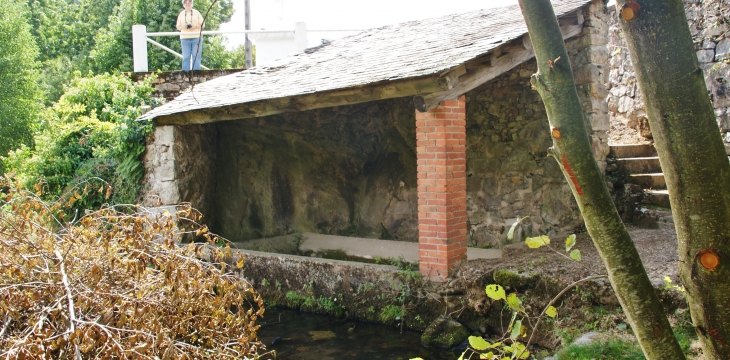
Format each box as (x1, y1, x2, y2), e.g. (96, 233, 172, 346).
(139, 0, 591, 121)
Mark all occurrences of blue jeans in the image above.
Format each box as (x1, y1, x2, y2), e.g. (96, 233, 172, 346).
(181, 37, 203, 71)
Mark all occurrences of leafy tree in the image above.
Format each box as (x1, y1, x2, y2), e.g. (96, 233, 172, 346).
(615, 0, 730, 358)
(4, 73, 160, 213)
(27, 0, 119, 102)
(517, 0, 685, 358)
(91, 0, 238, 73)
(0, 0, 42, 161)
(27, 0, 242, 103)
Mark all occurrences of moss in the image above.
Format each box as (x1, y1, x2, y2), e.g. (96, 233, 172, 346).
(421, 316, 470, 348)
(493, 268, 538, 290)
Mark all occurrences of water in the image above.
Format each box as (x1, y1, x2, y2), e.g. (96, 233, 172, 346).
(256, 308, 459, 360)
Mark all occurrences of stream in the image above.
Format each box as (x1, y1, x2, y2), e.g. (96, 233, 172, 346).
(256, 308, 460, 360)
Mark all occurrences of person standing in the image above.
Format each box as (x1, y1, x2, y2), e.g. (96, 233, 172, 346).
(176, 0, 204, 71)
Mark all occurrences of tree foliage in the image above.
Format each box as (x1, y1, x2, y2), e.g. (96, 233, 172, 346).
(0, 0, 43, 159)
(3, 73, 161, 213)
(0, 179, 265, 359)
(90, 0, 237, 73)
(27, 0, 120, 103)
(28, 0, 242, 103)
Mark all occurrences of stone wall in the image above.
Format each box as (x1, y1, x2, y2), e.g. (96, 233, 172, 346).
(465, 0, 610, 247)
(131, 69, 241, 101)
(142, 125, 217, 220)
(142, 1, 611, 247)
(606, 0, 730, 149)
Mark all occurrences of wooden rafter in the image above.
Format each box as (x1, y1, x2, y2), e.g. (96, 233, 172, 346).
(413, 20, 584, 112)
(154, 76, 451, 125)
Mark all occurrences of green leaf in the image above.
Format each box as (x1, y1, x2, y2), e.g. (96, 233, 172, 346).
(507, 216, 529, 241)
(469, 336, 491, 351)
(457, 351, 466, 360)
(569, 249, 582, 261)
(485, 284, 506, 301)
(506, 293, 525, 313)
(545, 305, 557, 318)
(513, 342, 530, 359)
(510, 319, 522, 340)
(525, 235, 550, 249)
(479, 352, 493, 359)
(565, 234, 576, 251)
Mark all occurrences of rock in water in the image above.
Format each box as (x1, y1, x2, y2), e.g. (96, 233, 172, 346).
(421, 316, 470, 348)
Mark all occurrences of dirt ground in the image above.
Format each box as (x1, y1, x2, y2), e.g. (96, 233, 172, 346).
(487, 215, 680, 290)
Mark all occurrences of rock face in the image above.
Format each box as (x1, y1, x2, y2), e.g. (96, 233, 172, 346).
(606, 0, 730, 150)
(208, 98, 419, 241)
(421, 316, 470, 349)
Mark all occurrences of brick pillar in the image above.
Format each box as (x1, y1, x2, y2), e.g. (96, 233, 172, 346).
(415, 95, 468, 282)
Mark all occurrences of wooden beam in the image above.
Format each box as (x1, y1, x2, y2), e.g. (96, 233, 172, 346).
(413, 23, 583, 112)
(558, 10, 584, 26)
(153, 75, 451, 125)
(438, 64, 467, 90)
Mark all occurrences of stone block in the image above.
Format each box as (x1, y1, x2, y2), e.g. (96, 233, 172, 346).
(618, 96, 635, 114)
(588, 113, 610, 131)
(716, 38, 730, 61)
(609, 68, 621, 84)
(703, 38, 717, 49)
(608, 96, 619, 113)
(610, 84, 627, 97)
(703, 22, 730, 38)
(716, 108, 730, 131)
(590, 98, 609, 114)
(697, 49, 715, 63)
(573, 65, 600, 84)
(588, 82, 609, 99)
(156, 161, 176, 182)
(155, 83, 182, 92)
(154, 125, 176, 144)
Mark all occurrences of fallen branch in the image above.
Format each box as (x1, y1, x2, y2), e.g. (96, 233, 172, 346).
(520, 274, 608, 357)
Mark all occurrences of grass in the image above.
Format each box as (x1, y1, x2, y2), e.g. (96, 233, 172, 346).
(555, 338, 645, 360)
(379, 304, 404, 322)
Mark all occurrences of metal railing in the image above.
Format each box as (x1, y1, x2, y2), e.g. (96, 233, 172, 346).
(132, 24, 360, 72)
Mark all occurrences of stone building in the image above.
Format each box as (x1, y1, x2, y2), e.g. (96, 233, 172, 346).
(606, 0, 730, 150)
(138, 0, 610, 280)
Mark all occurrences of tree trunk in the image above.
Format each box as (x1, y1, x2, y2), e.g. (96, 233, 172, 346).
(615, 0, 730, 358)
(517, 1, 685, 358)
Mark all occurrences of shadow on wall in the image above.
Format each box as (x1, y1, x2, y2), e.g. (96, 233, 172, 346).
(208, 97, 419, 242)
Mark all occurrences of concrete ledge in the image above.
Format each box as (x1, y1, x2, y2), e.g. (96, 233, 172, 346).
(233, 232, 502, 264)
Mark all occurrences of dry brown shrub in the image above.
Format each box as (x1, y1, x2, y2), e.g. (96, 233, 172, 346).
(0, 177, 266, 359)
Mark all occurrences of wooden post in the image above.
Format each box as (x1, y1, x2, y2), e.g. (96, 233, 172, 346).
(244, 0, 252, 68)
(132, 25, 148, 73)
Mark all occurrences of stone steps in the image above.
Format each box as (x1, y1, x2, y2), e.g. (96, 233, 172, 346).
(625, 173, 666, 189)
(642, 189, 671, 208)
(608, 144, 657, 158)
(609, 143, 669, 208)
(616, 156, 662, 174)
